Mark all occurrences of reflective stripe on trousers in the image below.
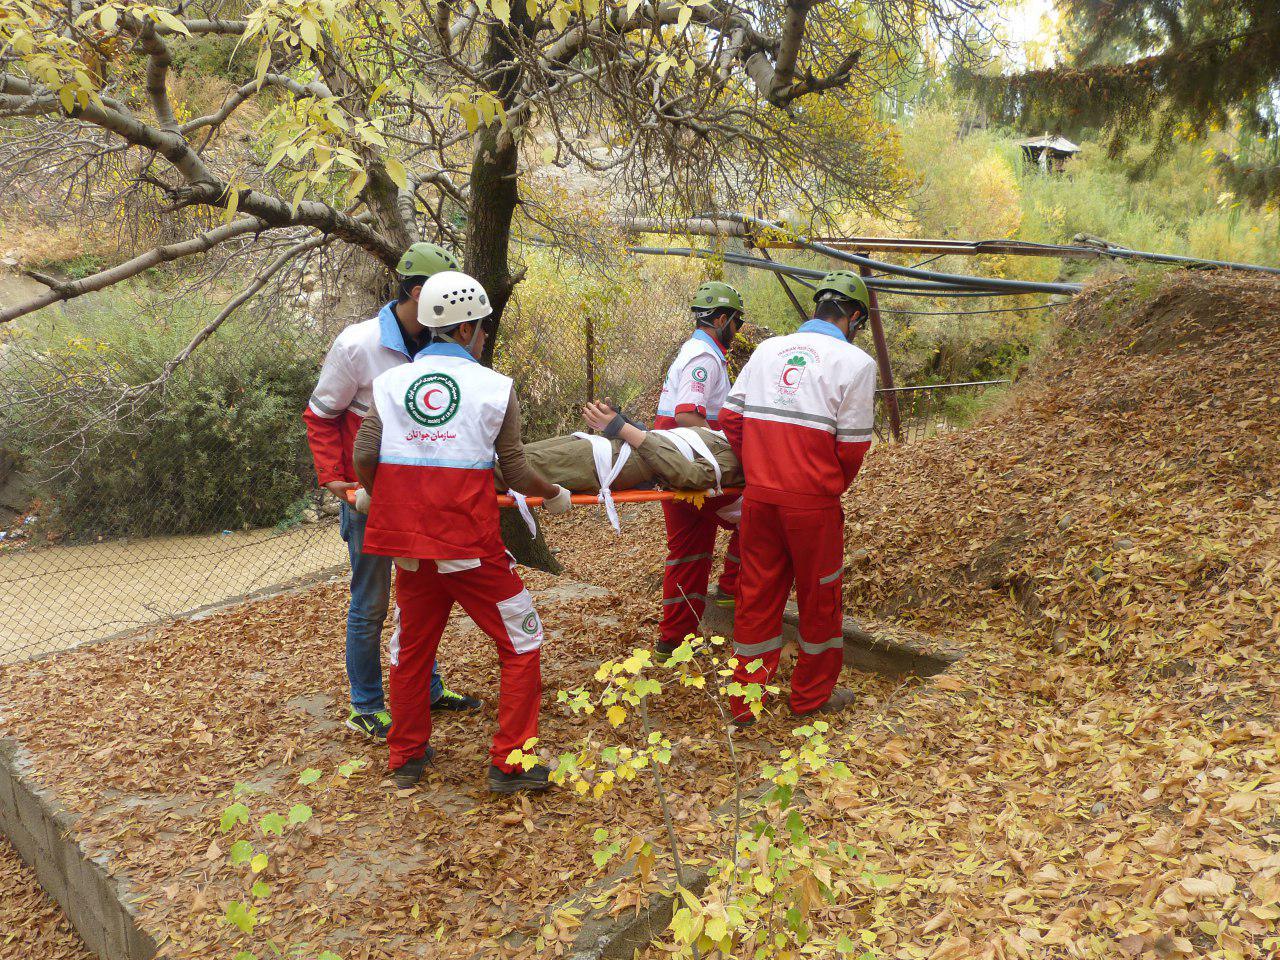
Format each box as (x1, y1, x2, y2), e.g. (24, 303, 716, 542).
(659, 495, 741, 647)
(730, 498, 846, 718)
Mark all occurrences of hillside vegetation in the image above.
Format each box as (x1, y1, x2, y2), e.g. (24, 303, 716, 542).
(554, 268, 1280, 959)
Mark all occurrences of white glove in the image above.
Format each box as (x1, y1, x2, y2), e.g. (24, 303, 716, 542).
(543, 485, 572, 515)
(393, 557, 420, 572)
(354, 488, 372, 515)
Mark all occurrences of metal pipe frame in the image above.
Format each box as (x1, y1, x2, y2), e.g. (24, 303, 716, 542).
(623, 214, 1280, 276)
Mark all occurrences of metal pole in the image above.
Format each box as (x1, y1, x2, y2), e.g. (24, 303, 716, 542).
(706, 212, 1084, 295)
(860, 263, 901, 441)
(758, 249, 809, 322)
(627, 246, 1048, 296)
(585, 312, 595, 403)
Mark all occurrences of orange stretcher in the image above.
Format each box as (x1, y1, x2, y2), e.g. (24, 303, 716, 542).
(345, 487, 743, 508)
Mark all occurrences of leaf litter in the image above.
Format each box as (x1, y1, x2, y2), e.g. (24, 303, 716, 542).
(0, 271, 1277, 959)
(0, 835, 94, 959)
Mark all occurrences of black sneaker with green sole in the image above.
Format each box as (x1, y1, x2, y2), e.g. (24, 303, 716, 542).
(432, 688, 482, 712)
(346, 709, 392, 741)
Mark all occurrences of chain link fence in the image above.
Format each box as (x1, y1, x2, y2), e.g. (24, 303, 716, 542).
(0, 249, 700, 661)
(0, 245, 1006, 663)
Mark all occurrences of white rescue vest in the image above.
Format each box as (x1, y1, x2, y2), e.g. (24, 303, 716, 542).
(373, 353, 511, 470)
(656, 334, 728, 423)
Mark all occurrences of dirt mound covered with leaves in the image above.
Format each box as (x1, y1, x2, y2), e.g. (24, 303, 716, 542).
(551, 270, 1280, 959)
(0, 270, 1274, 960)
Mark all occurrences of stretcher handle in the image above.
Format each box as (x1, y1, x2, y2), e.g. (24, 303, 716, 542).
(344, 487, 742, 507)
(498, 488, 743, 507)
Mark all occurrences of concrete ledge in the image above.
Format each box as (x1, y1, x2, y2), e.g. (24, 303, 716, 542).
(557, 865, 711, 960)
(701, 602, 961, 678)
(0, 738, 156, 960)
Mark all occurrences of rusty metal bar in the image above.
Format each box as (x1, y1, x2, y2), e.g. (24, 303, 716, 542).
(621, 214, 1280, 275)
(628, 246, 1030, 296)
(877, 378, 1011, 393)
(761, 238, 1094, 258)
(757, 248, 809, 322)
(860, 262, 901, 441)
(711, 213, 1085, 295)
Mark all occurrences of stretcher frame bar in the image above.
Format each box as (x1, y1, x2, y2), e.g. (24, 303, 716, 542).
(346, 487, 744, 508)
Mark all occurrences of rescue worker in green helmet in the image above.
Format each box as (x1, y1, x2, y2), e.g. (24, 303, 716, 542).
(719, 269, 877, 724)
(648, 280, 747, 657)
(303, 241, 482, 743)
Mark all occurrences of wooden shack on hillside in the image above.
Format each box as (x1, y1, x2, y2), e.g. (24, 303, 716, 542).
(1019, 133, 1080, 173)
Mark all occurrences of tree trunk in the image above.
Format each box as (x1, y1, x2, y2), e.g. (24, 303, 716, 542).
(466, 121, 520, 367)
(500, 507, 562, 574)
(466, 10, 534, 367)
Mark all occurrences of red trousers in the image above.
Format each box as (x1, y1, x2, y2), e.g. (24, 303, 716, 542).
(729, 498, 845, 718)
(660, 495, 741, 648)
(388, 554, 542, 773)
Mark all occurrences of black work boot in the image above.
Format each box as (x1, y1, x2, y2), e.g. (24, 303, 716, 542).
(791, 687, 856, 718)
(487, 763, 551, 794)
(654, 641, 681, 664)
(391, 747, 436, 789)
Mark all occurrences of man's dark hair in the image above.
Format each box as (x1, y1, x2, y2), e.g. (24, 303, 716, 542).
(815, 296, 861, 323)
(398, 274, 428, 303)
(694, 307, 740, 327)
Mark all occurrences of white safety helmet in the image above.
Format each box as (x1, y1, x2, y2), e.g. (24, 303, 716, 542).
(417, 270, 493, 329)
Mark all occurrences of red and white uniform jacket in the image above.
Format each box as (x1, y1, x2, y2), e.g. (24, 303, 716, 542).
(363, 341, 512, 560)
(303, 302, 416, 486)
(719, 319, 876, 508)
(654, 329, 729, 429)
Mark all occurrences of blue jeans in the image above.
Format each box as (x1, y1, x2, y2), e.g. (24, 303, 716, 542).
(340, 504, 443, 714)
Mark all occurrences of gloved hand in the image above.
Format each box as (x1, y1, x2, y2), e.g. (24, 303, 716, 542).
(354, 488, 372, 515)
(543, 485, 572, 515)
(393, 557, 420, 572)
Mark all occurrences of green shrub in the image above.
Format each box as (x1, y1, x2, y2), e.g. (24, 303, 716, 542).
(2, 291, 323, 540)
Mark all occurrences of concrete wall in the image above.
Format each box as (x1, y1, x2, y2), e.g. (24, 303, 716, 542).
(0, 739, 156, 960)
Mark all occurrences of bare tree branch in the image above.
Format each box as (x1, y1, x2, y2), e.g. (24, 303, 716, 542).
(142, 232, 334, 389)
(1, 217, 270, 324)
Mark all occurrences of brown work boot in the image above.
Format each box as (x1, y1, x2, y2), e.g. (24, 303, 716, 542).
(792, 687, 856, 717)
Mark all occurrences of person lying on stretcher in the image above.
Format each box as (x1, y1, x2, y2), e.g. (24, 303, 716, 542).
(491, 401, 744, 494)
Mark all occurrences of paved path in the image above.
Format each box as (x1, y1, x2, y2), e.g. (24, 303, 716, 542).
(0, 523, 345, 663)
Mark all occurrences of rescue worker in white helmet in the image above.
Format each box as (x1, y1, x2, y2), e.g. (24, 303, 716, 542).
(351, 271, 571, 793)
(718, 270, 877, 724)
(651, 281, 747, 658)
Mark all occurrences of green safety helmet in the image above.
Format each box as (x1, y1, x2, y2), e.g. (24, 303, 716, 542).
(813, 270, 869, 311)
(396, 241, 460, 278)
(691, 281, 743, 315)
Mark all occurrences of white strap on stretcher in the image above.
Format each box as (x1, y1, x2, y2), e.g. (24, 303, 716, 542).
(506, 488, 538, 537)
(654, 427, 723, 495)
(572, 432, 632, 532)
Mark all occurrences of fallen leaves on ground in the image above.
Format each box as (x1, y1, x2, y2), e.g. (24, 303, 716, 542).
(0, 835, 93, 959)
(2, 270, 1278, 960)
(622, 271, 1280, 959)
